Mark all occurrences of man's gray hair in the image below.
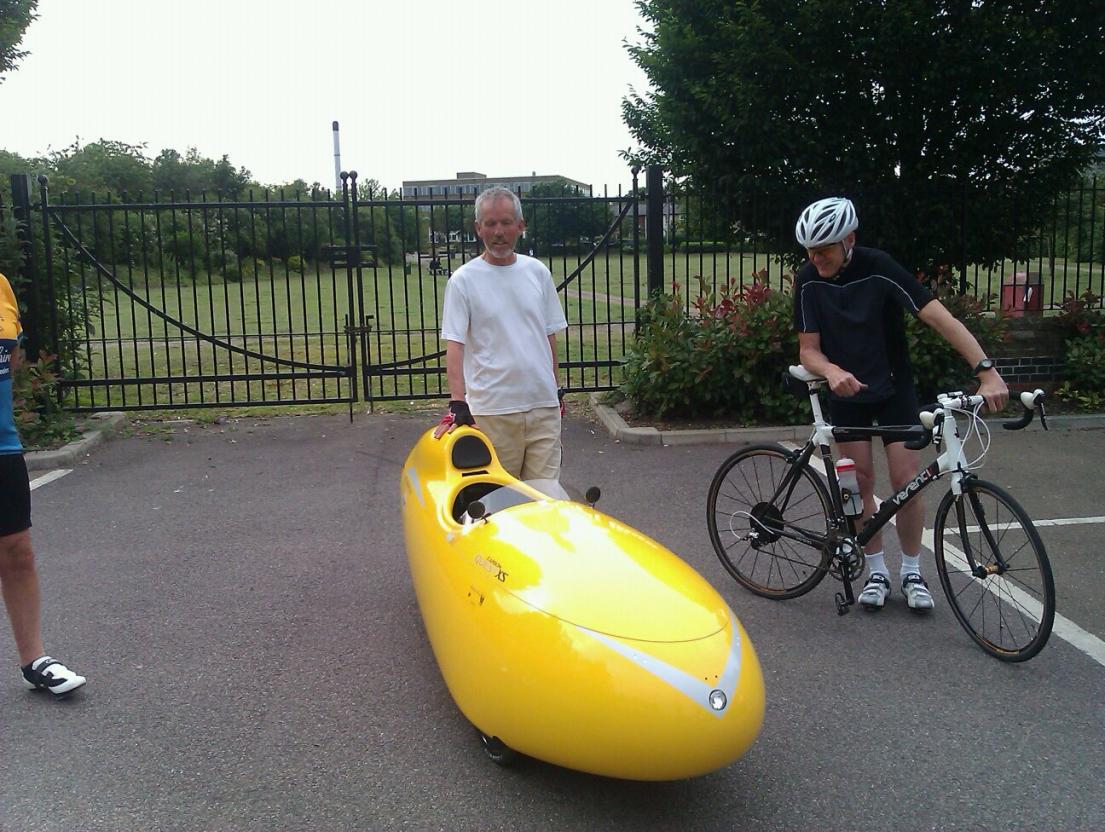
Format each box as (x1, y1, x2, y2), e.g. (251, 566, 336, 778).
(474, 186, 523, 222)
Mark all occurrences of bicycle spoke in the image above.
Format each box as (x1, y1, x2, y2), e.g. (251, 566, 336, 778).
(707, 446, 830, 599)
(935, 480, 1055, 661)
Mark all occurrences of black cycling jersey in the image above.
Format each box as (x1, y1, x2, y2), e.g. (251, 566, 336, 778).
(793, 246, 934, 403)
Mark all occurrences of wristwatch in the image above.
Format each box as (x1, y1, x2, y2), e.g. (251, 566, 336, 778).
(974, 358, 997, 375)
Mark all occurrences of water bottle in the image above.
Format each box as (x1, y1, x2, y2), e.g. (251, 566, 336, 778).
(835, 457, 863, 516)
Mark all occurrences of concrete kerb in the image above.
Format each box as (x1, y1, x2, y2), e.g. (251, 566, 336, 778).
(25, 412, 127, 471)
(589, 394, 807, 446)
(589, 394, 1105, 447)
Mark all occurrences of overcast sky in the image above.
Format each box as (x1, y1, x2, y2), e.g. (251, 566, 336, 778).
(0, 0, 653, 192)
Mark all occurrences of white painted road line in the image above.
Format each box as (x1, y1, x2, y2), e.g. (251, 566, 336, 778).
(783, 442, 1105, 668)
(29, 469, 71, 490)
(1035, 516, 1105, 527)
(953, 516, 1105, 533)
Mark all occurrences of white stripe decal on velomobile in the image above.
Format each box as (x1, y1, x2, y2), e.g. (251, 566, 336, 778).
(405, 467, 425, 507)
(582, 614, 742, 718)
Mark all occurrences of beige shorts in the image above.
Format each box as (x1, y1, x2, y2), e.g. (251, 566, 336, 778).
(476, 406, 562, 481)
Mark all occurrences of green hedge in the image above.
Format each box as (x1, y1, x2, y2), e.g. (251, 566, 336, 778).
(620, 274, 806, 424)
(676, 240, 729, 253)
(1054, 290, 1105, 410)
(12, 351, 77, 450)
(621, 267, 1008, 424)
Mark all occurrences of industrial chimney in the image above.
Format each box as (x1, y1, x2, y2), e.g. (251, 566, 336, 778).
(332, 121, 342, 192)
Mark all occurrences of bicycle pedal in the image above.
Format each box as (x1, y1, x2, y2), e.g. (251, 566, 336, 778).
(834, 593, 850, 616)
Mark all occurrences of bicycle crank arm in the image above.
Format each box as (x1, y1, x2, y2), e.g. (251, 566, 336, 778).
(834, 571, 857, 616)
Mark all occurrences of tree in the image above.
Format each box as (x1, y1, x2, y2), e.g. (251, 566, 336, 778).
(0, 147, 44, 203)
(525, 180, 610, 255)
(623, 0, 1105, 272)
(150, 147, 253, 198)
(0, 0, 36, 80)
(48, 139, 153, 195)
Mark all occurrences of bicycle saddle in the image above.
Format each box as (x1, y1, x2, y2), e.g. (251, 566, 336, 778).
(788, 365, 825, 383)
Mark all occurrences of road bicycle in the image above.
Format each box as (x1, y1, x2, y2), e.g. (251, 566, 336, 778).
(706, 365, 1055, 662)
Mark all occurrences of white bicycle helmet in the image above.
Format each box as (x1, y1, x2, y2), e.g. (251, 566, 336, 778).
(795, 197, 858, 248)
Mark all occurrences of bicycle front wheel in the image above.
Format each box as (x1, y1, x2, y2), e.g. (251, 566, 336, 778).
(934, 479, 1056, 662)
(707, 444, 831, 599)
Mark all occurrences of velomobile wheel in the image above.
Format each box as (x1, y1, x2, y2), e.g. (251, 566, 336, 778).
(477, 731, 518, 766)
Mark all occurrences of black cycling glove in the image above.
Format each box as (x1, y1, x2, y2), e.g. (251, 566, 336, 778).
(446, 399, 475, 428)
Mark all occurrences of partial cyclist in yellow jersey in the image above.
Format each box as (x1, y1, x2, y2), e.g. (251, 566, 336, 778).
(0, 271, 86, 696)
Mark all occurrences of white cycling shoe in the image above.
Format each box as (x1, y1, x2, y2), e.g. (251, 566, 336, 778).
(901, 573, 935, 613)
(858, 573, 892, 610)
(22, 656, 87, 696)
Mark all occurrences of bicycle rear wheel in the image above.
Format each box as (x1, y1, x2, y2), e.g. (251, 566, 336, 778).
(933, 479, 1055, 662)
(706, 444, 831, 599)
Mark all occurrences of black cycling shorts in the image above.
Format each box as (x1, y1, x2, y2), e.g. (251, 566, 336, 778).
(829, 388, 920, 446)
(0, 453, 32, 537)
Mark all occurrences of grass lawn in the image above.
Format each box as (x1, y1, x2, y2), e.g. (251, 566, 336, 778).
(66, 249, 1103, 409)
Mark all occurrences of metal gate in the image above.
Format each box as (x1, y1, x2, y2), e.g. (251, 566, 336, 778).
(13, 173, 359, 412)
(350, 173, 645, 404)
(10, 169, 651, 413)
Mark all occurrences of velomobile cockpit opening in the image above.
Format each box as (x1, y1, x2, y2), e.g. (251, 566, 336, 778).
(452, 479, 575, 524)
(454, 483, 533, 522)
(447, 432, 588, 522)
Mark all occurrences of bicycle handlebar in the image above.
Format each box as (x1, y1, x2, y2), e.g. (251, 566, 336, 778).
(1002, 389, 1048, 431)
(786, 366, 1049, 440)
(903, 388, 1047, 449)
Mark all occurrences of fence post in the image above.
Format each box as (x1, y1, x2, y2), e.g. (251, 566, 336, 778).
(631, 167, 641, 313)
(339, 171, 360, 408)
(959, 179, 968, 295)
(9, 173, 42, 359)
(36, 176, 60, 362)
(646, 164, 664, 296)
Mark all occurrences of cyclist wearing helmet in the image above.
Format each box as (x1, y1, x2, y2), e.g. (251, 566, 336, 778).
(792, 197, 1009, 612)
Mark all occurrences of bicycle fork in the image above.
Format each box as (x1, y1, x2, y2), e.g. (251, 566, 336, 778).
(957, 485, 1008, 578)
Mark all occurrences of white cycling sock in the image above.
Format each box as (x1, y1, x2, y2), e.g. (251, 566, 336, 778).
(901, 553, 921, 578)
(866, 551, 887, 578)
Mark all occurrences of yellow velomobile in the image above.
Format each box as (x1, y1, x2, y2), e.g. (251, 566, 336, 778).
(401, 426, 765, 781)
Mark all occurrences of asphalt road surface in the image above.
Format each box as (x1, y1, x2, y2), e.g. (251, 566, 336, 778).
(1, 411, 1102, 832)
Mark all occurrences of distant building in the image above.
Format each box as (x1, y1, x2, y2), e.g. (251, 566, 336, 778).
(400, 171, 591, 199)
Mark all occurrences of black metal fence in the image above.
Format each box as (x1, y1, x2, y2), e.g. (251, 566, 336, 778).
(3, 167, 1102, 413)
(655, 176, 1104, 313)
(4, 170, 651, 411)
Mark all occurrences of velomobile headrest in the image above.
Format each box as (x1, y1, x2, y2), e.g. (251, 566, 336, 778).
(451, 434, 493, 470)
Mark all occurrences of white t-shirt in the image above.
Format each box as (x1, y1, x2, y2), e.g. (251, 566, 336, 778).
(440, 254, 567, 415)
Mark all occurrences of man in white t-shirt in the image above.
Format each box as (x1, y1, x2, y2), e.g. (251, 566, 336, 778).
(435, 187, 568, 480)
